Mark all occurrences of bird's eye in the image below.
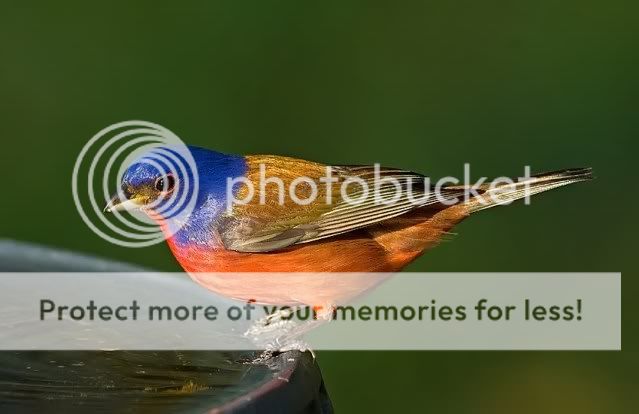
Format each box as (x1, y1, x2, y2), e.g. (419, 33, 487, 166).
(154, 174, 175, 192)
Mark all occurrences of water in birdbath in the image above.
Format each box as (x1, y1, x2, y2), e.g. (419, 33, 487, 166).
(0, 350, 270, 413)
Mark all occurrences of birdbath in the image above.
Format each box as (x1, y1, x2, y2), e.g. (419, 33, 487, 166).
(0, 239, 332, 413)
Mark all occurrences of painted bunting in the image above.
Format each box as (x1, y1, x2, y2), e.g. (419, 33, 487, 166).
(105, 146, 591, 306)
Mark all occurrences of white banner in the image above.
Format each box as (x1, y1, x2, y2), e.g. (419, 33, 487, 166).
(0, 272, 620, 350)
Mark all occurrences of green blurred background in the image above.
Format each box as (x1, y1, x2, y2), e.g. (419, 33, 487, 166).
(1, 1, 636, 412)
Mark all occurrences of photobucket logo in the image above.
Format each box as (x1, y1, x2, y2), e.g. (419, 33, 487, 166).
(72, 121, 199, 248)
(225, 163, 533, 212)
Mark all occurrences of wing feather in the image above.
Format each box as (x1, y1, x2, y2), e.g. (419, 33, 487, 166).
(219, 157, 461, 252)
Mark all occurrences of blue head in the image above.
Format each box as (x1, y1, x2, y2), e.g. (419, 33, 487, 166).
(105, 145, 247, 244)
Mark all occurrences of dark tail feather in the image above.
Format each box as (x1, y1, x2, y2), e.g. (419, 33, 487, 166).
(463, 167, 593, 213)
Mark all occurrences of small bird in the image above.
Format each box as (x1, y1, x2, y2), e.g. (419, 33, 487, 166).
(105, 146, 592, 307)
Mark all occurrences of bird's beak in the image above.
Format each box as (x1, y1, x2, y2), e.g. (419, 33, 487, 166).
(103, 194, 143, 213)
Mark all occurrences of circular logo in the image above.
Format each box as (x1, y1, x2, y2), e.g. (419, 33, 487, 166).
(72, 121, 199, 247)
